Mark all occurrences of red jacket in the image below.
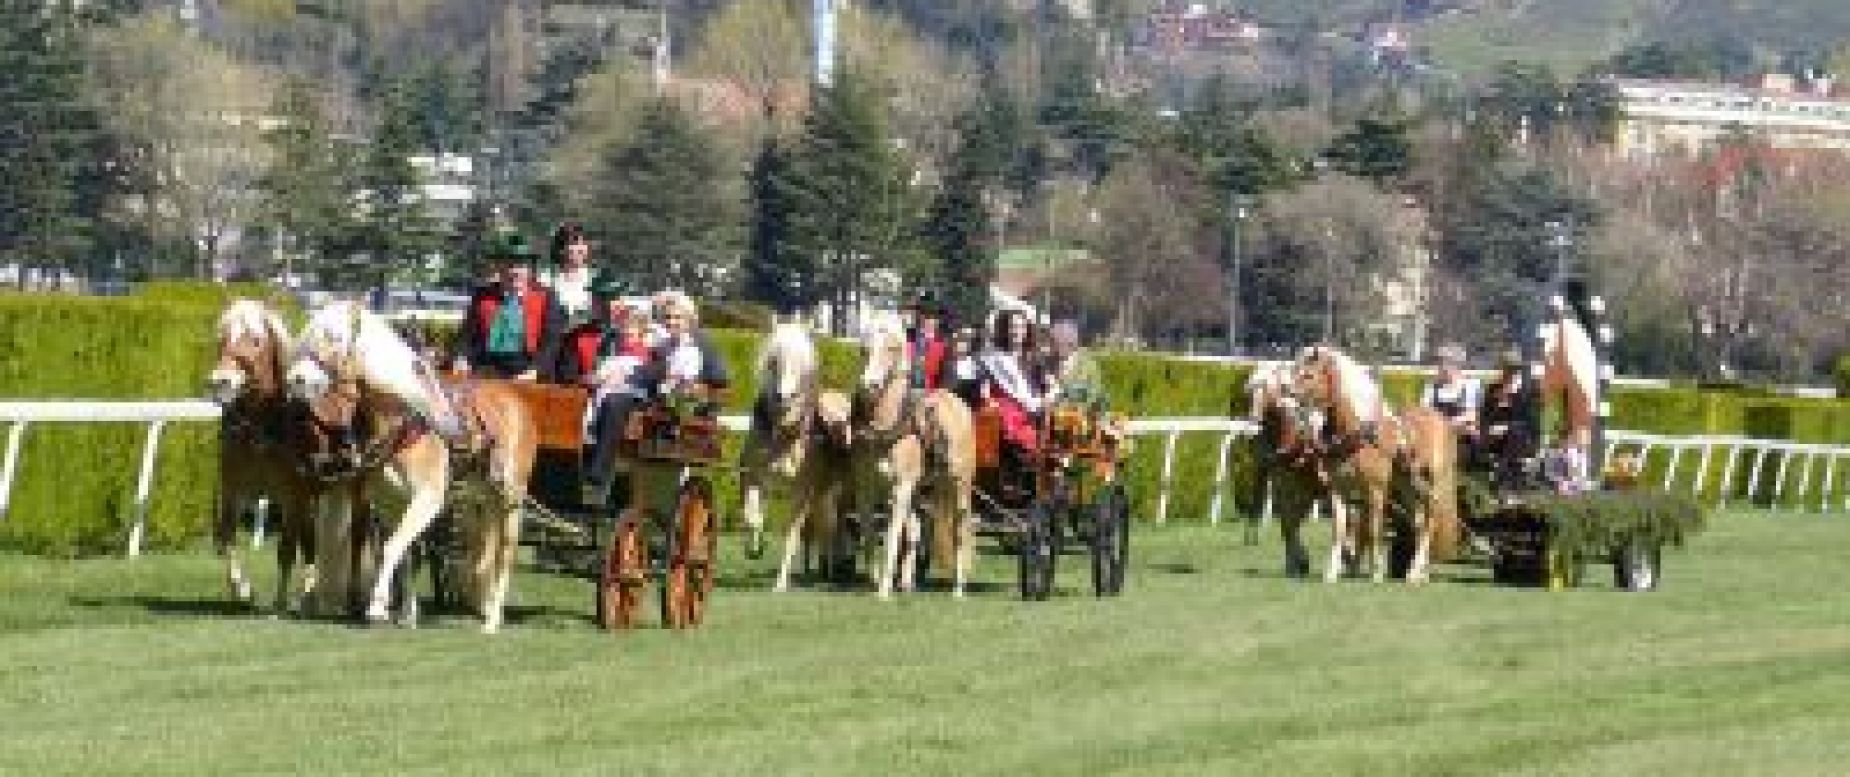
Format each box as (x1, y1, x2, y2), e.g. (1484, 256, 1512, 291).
(469, 283, 552, 355)
(909, 335, 948, 389)
(562, 324, 652, 384)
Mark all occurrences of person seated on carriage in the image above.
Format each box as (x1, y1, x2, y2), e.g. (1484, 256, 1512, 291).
(556, 278, 653, 387)
(947, 326, 984, 411)
(1420, 343, 1481, 442)
(539, 222, 599, 324)
(902, 291, 950, 390)
(457, 232, 566, 381)
(582, 290, 730, 505)
(1474, 349, 1543, 486)
(981, 308, 1055, 489)
(1045, 319, 1106, 410)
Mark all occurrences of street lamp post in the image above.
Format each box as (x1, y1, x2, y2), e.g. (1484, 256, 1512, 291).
(1226, 193, 1253, 356)
(1545, 216, 1574, 299)
(1322, 222, 1337, 344)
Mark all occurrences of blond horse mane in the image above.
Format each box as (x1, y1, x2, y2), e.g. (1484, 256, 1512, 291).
(1539, 311, 1601, 438)
(756, 320, 817, 399)
(1302, 347, 1381, 429)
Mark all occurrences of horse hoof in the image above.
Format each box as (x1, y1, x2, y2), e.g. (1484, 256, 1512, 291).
(481, 623, 501, 635)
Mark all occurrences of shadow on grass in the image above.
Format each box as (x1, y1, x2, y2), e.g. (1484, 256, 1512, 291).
(67, 595, 259, 619)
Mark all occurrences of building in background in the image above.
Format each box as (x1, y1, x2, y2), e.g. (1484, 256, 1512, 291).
(1608, 74, 1850, 158)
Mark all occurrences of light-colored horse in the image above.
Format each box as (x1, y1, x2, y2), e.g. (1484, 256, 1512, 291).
(1293, 346, 1459, 584)
(738, 320, 821, 559)
(770, 390, 856, 592)
(204, 299, 324, 613)
(849, 311, 977, 599)
(1245, 362, 1348, 580)
(287, 301, 537, 633)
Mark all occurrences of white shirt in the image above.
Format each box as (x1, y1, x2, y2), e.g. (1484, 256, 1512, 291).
(543, 265, 594, 319)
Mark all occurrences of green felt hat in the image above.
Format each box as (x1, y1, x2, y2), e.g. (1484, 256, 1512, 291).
(486, 231, 539, 264)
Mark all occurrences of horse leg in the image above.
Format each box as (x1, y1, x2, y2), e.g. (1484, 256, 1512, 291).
(1366, 486, 1389, 584)
(741, 477, 767, 559)
(897, 481, 923, 594)
(481, 499, 521, 634)
(773, 484, 811, 593)
(366, 474, 445, 626)
(876, 480, 915, 600)
(1324, 492, 1347, 583)
(218, 484, 254, 603)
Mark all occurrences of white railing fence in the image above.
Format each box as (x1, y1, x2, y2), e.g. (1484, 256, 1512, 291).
(3, 403, 1847, 557)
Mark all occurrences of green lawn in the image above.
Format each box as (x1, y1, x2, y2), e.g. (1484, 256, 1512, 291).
(5, 511, 1850, 775)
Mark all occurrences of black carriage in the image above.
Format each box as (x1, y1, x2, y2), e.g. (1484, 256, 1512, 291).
(970, 402, 1133, 600)
(1455, 290, 1704, 591)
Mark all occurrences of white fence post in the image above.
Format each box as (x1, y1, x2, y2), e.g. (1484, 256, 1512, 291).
(1207, 432, 1235, 526)
(1821, 454, 1838, 515)
(1745, 447, 1771, 506)
(1693, 442, 1715, 500)
(126, 420, 167, 558)
(0, 420, 29, 524)
(1719, 445, 1743, 508)
(1773, 446, 1795, 509)
(1662, 443, 1685, 491)
(1155, 430, 1180, 525)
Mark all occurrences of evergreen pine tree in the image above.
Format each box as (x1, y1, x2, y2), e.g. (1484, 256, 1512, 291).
(585, 97, 736, 295)
(0, 0, 108, 286)
(1326, 117, 1414, 184)
(743, 137, 806, 312)
(353, 75, 439, 292)
(777, 67, 919, 333)
(259, 77, 353, 285)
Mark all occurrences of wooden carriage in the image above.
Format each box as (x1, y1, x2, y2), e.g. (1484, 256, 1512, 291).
(970, 401, 1132, 600)
(427, 378, 718, 631)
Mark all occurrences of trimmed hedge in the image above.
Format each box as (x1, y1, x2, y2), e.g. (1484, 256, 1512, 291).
(0, 294, 226, 555)
(4, 290, 1850, 555)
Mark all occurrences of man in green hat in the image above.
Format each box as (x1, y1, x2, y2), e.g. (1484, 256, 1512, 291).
(459, 232, 566, 380)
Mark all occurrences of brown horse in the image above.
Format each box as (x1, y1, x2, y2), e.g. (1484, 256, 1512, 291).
(1245, 362, 1348, 580)
(205, 299, 330, 613)
(288, 301, 537, 633)
(1293, 346, 1459, 584)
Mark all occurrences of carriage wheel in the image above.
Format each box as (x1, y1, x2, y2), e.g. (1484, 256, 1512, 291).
(597, 513, 649, 630)
(661, 477, 718, 629)
(1612, 540, 1661, 592)
(1090, 484, 1131, 597)
(1017, 505, 1058, 601)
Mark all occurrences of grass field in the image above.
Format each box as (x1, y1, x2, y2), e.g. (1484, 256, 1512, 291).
(5, 511, 1850, 776)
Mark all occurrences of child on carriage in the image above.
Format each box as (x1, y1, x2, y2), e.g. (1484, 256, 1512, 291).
(582, 290, 729, 506)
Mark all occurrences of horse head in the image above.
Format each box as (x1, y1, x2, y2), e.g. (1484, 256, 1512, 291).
(286, 301, 428, 408)
(1290, 345, 1378, 434)
(857, 311, 910, 394)
(757, 320, 818, 433)
(208, 299, 292, 405)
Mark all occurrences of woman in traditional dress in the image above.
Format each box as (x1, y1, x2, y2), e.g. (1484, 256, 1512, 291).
(981, 309, 1052, 487)
(541, 222, 598, 325)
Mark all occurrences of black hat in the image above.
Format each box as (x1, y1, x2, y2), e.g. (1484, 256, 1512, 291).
(904, 290, 947, 316)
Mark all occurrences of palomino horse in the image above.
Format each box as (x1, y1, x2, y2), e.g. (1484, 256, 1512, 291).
(204, 299, 325, 612)
(1293, 346, 1459, 584)
(769, 389, 856, 592)
(848, 311, 978, 599)
(288, 301, 537, 633)
(1245, 362, 1347, 580)
(1536, 297, 1603, 488)
(738, 320, 821, 560)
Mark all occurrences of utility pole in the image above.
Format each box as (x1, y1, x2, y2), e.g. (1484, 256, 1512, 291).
(1226, 193, 1252, 355)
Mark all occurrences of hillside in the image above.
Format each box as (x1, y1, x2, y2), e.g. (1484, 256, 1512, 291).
(1215, 0, 1850, 78)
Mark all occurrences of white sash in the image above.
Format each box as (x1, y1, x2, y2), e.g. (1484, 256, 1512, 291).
(982, 350, 1041, 413)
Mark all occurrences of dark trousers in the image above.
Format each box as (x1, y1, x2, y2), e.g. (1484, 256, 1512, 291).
(586, 393, 641, 485)
(474, 351, 532, 379)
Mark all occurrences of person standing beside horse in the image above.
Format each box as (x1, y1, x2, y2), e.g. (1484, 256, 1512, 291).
(457, 232, 565, 381)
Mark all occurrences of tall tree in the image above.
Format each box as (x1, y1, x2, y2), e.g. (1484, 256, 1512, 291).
(743, 137, 805, 312)
(585, 97, 737, 295)
(352, 75, 439, 291)
(258, 76, 353, 285)
(0, 0, 109, 286)
(1326, 116, 1414, 185)
(777, 67, 921, 333)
